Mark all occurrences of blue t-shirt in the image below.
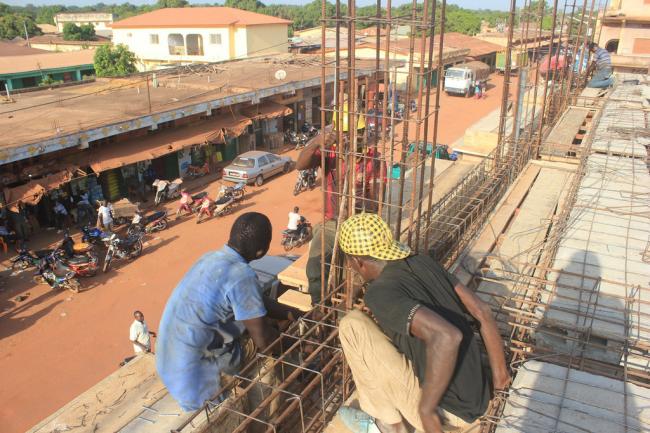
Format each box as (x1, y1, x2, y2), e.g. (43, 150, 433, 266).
(156, 245, 267, 411)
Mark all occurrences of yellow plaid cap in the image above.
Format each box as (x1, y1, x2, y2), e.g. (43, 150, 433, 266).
(339, 213, 411, 261)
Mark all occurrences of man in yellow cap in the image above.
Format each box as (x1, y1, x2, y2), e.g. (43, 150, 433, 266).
(336, 213, 510, 433)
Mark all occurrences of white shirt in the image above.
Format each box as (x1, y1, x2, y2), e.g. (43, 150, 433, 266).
(98, 205, 113, 225)
(130, 320, 151, 354)
(288, 212, 301, 230)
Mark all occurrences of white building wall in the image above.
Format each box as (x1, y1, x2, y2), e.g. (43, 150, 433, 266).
(235, 28, 248, 58)
(113, 27, 233, 70)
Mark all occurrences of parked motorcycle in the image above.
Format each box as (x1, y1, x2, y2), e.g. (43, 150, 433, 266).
(11, 248, 52, 271)
(55, 232, 99, 277)
(153, 178, 183, 205)
(81, 225, 110, 245)
(301, 122, 318, 138)
(281, 218, 312, 251)
(102, 232, 144, 273)
(127, 210, 169, 236)
(285, 130, 308, 150)
(293, 169, 317, 196)
(185, 161, 210, 179)
(176, 191, 208, 219)
(219, 183, 246, 201)
(32, 253, 82, 293)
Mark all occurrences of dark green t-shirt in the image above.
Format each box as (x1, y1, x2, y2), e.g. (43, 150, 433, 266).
(364, 254, 491, 422)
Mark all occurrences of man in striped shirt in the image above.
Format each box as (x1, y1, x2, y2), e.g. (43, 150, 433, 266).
(587, 42, 613, 88)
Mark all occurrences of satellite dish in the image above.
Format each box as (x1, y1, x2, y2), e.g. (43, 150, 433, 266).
(274, 69, 287, 81)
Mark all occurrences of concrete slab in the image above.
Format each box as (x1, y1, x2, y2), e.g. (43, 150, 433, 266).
(539, 154, 650, 365)
(495, 360, 650, 433)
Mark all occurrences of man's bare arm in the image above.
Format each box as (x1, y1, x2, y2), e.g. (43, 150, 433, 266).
(453, 282, 511, 390)
(242, 316, 280, 351)
(410, 307, 463, 433)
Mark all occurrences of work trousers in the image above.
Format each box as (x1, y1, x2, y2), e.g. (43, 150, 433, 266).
(587, 67, 613, 88)
(306, 219, 337, 305)
(339, 310, 471, 432)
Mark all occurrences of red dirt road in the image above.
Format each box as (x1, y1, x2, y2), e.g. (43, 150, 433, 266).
(0, 74, 508, 433)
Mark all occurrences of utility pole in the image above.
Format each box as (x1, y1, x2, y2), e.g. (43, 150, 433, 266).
(23, 21, 30, 47)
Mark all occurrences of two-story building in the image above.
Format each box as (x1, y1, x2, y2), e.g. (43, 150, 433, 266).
(112, 7, 291, 71)
(54, 13, 114, 37)
(598, 0, 650, 71)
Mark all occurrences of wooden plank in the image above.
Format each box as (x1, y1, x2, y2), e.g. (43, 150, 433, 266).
(277, 251, 309, 292)
(451, 163, 542, 286)
(278, 289, 312, 311)
(544, 107, 590, 147)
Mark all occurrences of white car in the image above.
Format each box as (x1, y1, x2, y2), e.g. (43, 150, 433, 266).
(222, 151, 293, 186)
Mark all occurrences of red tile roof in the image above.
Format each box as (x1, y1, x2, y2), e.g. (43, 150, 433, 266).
(112, 7, 291, 29)
(435, 33, 503, 57)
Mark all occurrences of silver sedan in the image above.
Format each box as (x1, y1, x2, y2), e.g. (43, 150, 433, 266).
(222, 150, 293, 186)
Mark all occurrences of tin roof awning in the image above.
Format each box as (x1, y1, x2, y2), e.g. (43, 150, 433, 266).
(85, 115, 252, 173)
(4, 169, 76, 207)
(240, 101, 293, 120)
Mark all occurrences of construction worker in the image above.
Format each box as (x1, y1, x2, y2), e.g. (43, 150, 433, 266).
(587, 42, 613, 88)
(336, 213, 510, 433)
(156, 212, 303, 413)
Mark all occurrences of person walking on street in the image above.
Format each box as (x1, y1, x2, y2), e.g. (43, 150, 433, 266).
(121, 310, 156, 366)
(587, 42, 613, 88)
(156, 212, 303, 413)
(336, 213, 511, 433)
(96, 200, 114, 232)
(130, 310, 155, 354)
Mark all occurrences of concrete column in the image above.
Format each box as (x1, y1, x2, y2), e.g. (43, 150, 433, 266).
(74, 69, 82, 81)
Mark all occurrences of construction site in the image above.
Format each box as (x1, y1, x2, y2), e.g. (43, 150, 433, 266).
(23, 0, 650, 432)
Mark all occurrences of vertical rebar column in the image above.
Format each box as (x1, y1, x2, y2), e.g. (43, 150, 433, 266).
(495, 0, 518, 168)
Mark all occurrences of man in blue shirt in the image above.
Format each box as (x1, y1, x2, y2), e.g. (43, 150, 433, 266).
(587, 42, 613, 88)
(156, 212, 302, 412)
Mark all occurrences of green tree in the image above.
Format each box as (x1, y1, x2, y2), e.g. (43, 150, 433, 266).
(156, 0, 189, 8)
(225, 0, 265, 12)
(62, 22, 96, 41)
(0, 13, 42, 39)
(35, 5, 65, 25)
(94, 44, 137, 77)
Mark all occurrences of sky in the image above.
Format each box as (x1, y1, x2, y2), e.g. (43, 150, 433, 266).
(3, 0, 511, 11)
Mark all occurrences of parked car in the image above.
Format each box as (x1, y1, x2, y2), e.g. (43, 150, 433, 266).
(222, 151, 293, 186)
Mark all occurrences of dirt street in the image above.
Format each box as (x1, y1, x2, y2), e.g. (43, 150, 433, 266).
(0, 74, 508, 433)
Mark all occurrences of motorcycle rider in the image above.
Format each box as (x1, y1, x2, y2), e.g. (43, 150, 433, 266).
(198, 195, 213, 221)
(176, 189, 194, 219)
(287, 206, 303, 237)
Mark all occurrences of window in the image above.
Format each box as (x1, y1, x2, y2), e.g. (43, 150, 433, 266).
(605, 39, 619, 54)
(259, 156, 270, 166)
(633, 38, 650, 55)
(150, 34, 159, 44)
(168, 33, 185, 55)
(268, 154, 279, 162)
(210, 34, 222, 45)
(186, 34, 204, 56)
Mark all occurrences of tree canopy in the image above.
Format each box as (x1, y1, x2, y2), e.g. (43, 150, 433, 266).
(0, 11, 41, 39)
(62, 22, 96, 41)
(94, 44, 137, 77)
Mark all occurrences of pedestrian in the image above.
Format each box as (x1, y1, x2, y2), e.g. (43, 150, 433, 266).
(587, 42, 613, 88)
(156, 212, 303, 414)
(335, 213, 511, 433)
(176, 189, 194, 219)
(474, 83, 482, 99)
(96, 200, 114, 232)
(480, 81, 487, 98)
(76, 191, 95, 226)
(120, 310, 156, 366)
(8, 201, 29, 249)
(53, 200, 69, 231)
(296, 127, 383, 306)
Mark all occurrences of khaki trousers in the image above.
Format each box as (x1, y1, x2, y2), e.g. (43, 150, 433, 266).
(339, 310, 469, 432)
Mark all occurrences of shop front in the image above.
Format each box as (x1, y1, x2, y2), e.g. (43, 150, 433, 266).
(241, 101, 293, 151)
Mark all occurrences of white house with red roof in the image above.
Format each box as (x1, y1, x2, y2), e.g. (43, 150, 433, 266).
(112, 7, 291, 71)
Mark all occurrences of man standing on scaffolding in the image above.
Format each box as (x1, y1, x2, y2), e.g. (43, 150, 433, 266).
(335, 213, 511, 433)
(296, 103, 382, 306)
